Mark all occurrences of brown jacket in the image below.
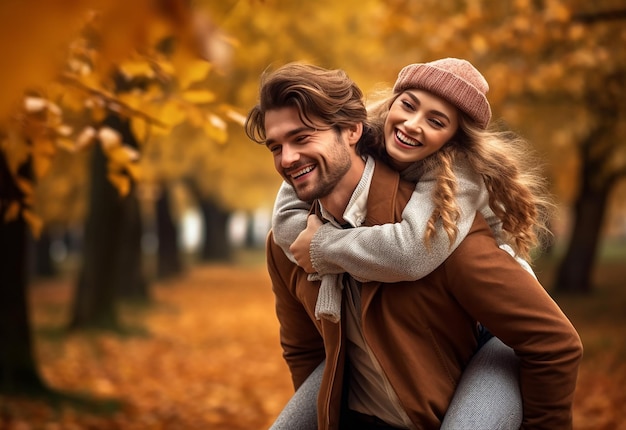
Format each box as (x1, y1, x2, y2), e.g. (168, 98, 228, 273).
(266, 160, 582, 429)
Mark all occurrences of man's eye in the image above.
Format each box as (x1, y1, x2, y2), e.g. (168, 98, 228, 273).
(295, 135, 310, 143)
(268, 145, 281, 153)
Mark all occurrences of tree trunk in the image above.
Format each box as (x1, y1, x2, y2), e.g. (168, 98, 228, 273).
(198, 196, 232, 262)
(0, 152, 48, 395)
(554, 188, 608, 294)
(70, 142, 123, 330)
(30, 227, 57, 277)
(156, 183, 182, 279)
(184, 179, 232, 262)
(69, 114, 147, 330)
(114, 180, 148, 301)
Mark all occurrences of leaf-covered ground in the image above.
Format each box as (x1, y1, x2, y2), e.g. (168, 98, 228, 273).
(1, 257, 626, 429)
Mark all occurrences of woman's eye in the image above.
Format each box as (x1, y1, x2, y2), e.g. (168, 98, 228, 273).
(401, 100, 414, 110)
(429, 118, 444, 128)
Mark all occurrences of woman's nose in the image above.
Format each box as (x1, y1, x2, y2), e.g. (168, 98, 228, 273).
(404, 114, 423, 133)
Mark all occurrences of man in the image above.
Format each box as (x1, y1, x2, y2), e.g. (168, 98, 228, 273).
(245, 63, 582, 429)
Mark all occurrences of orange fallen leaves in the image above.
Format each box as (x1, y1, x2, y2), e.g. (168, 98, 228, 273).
(4, 265, 292, 430)
(1, 261, 625, 429)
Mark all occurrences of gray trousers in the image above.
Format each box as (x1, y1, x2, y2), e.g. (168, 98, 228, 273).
(269, 337, 522, 429)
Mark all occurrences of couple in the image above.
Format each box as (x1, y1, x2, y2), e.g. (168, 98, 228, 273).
(245, 58, 582, 429)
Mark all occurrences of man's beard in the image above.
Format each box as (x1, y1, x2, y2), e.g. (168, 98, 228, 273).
(293, 151, 352, 203)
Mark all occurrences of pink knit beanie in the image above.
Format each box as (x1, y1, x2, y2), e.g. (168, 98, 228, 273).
(393, 58, 492, 129)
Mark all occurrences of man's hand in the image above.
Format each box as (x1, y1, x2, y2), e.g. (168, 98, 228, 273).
(289, 215, 322, 273)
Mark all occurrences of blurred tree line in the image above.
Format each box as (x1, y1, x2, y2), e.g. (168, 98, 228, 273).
(0, 0, 624, 402)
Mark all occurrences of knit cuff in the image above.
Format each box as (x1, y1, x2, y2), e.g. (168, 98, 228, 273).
(309, 224, 331, 274)
(312, 273, 343, 323)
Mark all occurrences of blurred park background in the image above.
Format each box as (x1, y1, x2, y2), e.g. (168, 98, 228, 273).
(1, 0, 625, 428)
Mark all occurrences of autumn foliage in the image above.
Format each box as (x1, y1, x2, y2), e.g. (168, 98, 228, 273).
(1, 0, 626, 428)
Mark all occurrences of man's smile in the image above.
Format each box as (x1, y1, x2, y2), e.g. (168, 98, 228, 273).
(289, 164, 316, 180)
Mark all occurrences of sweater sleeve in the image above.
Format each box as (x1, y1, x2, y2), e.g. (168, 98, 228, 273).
(309, 159, 490, 282)
(271, 181, 311, 264)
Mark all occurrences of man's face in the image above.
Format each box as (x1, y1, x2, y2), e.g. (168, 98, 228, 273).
(264, 107, 352, 203)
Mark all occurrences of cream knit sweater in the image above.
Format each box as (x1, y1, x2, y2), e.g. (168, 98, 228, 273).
(271, 156, 533, 322)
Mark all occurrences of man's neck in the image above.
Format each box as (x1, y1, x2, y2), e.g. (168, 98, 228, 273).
(318, 155, 366, 224)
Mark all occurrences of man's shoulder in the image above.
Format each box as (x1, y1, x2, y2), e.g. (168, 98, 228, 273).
(447, 213, 499, 261)
(366, 160, 414, 224)
(374, 160, 414, 193)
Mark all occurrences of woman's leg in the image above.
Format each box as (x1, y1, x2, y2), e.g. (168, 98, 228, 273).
(269, 337, 520, 429)
(269, 360, 324, 430)
(441, 337, 522, 430)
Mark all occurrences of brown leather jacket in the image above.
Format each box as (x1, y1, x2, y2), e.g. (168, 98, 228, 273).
(266, 160, 582, 429)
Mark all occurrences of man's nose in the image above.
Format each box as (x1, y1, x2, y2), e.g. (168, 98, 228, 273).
(280, 144, 300, 167)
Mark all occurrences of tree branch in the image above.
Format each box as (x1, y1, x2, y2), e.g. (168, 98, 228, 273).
(606, 166, 626, 190)
(58, 73, 168, 128)
(571, 9, 626, 24)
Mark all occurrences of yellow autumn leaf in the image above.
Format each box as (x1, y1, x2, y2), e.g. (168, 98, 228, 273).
(545, 0, 570, 22)
(107, 171, 131, 197)
(125, 161, 141, 181)
(181, 89, 215, 104)
(76, 126, 97, 151)
(75, 72, 104, 95)
(209, 113, 226, 131)
(19, 184, 36, 208)
(3, 132, 30, 176)
(154, 58, 176, 76)
(148, 123, 170, 137)
(56, 124, 72, 137)
(131, 117, 149, 143)
(15, 177, 34, 196)
(23, 96, 47, 113)
(32, 137, 57, 157)
(146, 17, 174, 48)
(56, 136, 77, 152)
(220, 104, 247, 126)
(568, 24, 585, 41)
(204, 123, 227, 144)
(105, 145, 136, 168)
(3, 201, 20, 222)
(99, 127, 122, 151)
(159, 101, 187, 127)
(22, 208, 43, 238)
(90, 102, 108, 123)
(470, 34, 488, 55)
(512, 15, 531, 33)
(118, 92, 144, 112)
(186, 105, 205, 127)
(143, 82, 165, 102)
(203, 113, 228, 144)
(175, 57, 212, 90)
(118, 60, 155, 79)
(32, 151, 53, 179)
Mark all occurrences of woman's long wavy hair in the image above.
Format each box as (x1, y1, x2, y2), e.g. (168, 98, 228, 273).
(360, 92, 555, 261)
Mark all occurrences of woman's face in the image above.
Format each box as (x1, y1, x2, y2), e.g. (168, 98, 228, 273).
(384, 89, 459, 170)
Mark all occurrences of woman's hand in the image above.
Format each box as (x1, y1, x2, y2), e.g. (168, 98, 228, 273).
(289, 215, 322, 273)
